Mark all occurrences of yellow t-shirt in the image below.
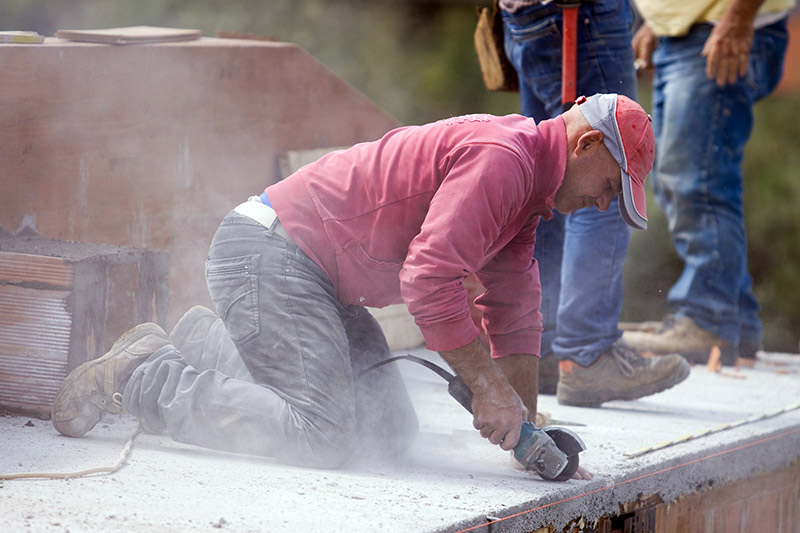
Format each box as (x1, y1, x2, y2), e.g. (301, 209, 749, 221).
(634, 0, 795, 36)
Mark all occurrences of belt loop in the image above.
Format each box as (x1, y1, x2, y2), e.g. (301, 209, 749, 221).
(273, 219, 291, 242)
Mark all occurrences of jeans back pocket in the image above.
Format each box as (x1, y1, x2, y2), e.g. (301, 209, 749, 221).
(206, 255, 261, 344)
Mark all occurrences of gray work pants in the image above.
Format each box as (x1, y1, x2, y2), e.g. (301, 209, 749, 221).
(123, 211, 419, 468)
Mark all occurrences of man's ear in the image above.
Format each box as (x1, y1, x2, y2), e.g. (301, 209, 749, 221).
(577, 129, 604, 152)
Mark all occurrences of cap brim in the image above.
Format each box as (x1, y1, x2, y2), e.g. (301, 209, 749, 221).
(619, 168, 648, 230)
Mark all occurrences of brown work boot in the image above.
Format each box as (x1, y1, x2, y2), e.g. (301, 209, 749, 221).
(736, 336, 761, 365)
(169, 305, 218, 355)
(556, 340, 690, 407)
(622, 315, 735, 365)
(618, 319, 663, 333)
(538, 352, 559, 395)
(52, 323, 170, 437)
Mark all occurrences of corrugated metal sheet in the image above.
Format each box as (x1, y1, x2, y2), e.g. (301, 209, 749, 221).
(0, 283, 73, 415)
(0, 238, 169, 418)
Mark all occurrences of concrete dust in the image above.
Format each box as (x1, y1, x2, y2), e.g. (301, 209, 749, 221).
(1, 349, 799, 532)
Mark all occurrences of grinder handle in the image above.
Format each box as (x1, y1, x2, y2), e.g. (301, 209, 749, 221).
(447, 376, 474, 414)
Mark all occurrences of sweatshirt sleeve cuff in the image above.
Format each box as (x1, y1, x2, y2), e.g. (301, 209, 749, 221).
(418, 316, 541, 359)
(419, 316, 481, 353)
(488, 329, 542, 358)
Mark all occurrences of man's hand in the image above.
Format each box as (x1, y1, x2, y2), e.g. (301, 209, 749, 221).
(439, 338, 527, 451)
(471, 374, 527, 450)
(632, 22, 658, 72)
(701, 0, 763, 86)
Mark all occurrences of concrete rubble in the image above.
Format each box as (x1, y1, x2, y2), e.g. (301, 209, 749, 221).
(1, 348, 799, 532)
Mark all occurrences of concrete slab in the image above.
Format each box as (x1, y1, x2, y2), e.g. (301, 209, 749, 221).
(1, 350, 799, 532)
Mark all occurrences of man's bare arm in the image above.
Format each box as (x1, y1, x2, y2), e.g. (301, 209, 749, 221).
(494, 353, 539, 423)
(438, 337, 527, 450)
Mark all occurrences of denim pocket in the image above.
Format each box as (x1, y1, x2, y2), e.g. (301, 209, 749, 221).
(505, 12, 562, 89)
(584, 0, 628, 23)
(506, 10, 560, 45)
(746, 21, 789, 99)
(206, 255, 260, 344)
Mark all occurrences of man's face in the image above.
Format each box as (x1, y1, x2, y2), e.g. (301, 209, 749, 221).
(555, 143, 622, 215)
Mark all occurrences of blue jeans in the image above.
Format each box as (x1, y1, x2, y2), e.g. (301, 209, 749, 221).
(502, 0, 637, 365)
(651, 20, 788, 348)
(124, 211, 418, 468)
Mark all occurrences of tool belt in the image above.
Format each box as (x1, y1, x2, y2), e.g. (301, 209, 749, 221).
(474, 0, 586, 93)
(474, 0, 519, 92)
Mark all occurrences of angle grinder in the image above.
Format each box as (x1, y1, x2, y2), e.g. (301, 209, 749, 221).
(365, 354, 586, 481)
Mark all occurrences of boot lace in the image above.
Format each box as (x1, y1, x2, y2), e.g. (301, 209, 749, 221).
(609, 340, 646, 376)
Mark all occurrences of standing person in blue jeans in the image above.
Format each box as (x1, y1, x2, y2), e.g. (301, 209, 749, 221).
(500, 0, 687, 406)
(624, 0, 792, 365)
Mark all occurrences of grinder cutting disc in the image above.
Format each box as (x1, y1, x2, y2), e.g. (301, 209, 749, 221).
(542, 427, 586, 481)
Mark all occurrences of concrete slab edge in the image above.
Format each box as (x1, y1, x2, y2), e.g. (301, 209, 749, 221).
(438, 424, 800, 533)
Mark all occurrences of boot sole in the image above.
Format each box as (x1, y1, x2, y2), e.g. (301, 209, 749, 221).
(624, 331, 735, 366)
(678, 346, 738, 366)
(51, 323, 162, 437)
(557, 359, 691, 408)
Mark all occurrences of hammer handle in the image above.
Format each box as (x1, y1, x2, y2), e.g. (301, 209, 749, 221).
(561, 3, 579, 111)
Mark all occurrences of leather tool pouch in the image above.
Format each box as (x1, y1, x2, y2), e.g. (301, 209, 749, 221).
(474, 0, 519, 92)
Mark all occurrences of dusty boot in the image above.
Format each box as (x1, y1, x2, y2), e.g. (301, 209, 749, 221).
(618, 319, 665, 333)
(169, 305, 219, 355)
(537, 352, 559, 395)
(556, 340, 690, 407)
(51, 323, 170, 437)
(623, 315, 735, 365)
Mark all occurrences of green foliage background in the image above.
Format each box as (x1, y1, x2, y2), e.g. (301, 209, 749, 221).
(2, 0, 797, 352)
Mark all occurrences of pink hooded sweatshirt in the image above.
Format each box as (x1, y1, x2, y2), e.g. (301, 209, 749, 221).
(267, 113, 567, 358)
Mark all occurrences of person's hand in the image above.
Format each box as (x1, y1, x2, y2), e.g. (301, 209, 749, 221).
(471, 379, 527, 451)
(632, 23, 658, 72)
(701, 7, 756, 86)
(438, 338, 529, 452)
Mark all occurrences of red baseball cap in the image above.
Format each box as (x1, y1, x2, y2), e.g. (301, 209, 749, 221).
(575, 94, 655, 230)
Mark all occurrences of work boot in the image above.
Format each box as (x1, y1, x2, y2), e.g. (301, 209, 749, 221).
(622, 315, 735, 365)
(169, 305, 218, 355)
(736, 337, 761, 367)
(538, 352, 559, 395)
(52, 323, 170, 437)
(556, 340, 690, 407)
(618, 320, 662, 333)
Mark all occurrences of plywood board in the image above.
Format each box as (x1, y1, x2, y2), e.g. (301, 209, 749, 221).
(55, 26, 201, 45)
(0, 38, 399, 328)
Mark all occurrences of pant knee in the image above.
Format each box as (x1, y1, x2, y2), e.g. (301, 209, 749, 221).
(298, 424, 357, 469)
